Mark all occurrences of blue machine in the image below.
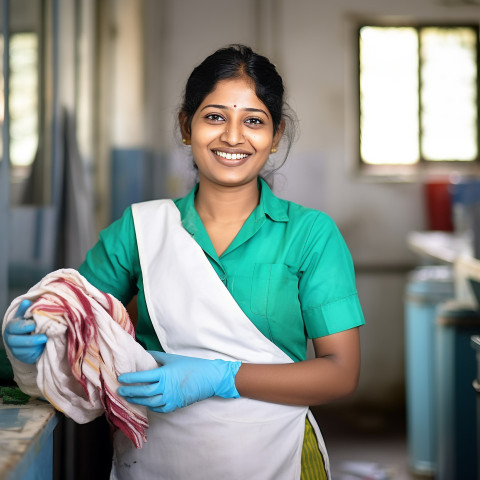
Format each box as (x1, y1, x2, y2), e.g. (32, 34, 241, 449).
(405, 265, 455, 476)
(435, 304, 480, 480)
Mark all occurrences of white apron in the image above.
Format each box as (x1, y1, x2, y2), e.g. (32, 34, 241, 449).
(110, 200, 330, 480)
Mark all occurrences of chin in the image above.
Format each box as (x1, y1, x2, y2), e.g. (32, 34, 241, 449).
(217, 176, 258, 188)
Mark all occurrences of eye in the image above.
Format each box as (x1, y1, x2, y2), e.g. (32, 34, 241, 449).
(245, 117, 263, 126)
(205, 113, 225, 122)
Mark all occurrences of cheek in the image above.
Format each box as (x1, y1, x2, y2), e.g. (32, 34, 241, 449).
(251, 134, 273, 151)
(191, 124, 217, 145)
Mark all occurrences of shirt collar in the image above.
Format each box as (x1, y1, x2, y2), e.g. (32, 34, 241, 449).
(257, 177, 289, 223)
(176, 177, 289, 237)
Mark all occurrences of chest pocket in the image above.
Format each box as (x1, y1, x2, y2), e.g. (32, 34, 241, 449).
(227, 262, 306, 361)
(251, 263, 304, 334)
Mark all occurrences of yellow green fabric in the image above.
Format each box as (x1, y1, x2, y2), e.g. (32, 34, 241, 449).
(301, 416, 328, 480)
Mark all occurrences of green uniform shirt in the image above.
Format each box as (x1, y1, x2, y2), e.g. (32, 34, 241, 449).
(79, 178, 364, 362)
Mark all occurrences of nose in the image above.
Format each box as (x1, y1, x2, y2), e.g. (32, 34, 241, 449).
(220, 121, 245, 145)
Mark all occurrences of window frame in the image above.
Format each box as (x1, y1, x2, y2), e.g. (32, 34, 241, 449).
(355, 21, 480, 180)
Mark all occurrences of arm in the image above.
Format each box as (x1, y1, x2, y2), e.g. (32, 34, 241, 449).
(118, 327, 361, 412)
(235, 327, 361, 406)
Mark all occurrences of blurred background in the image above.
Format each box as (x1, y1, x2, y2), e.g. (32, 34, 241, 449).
(1, 0, 480, 479)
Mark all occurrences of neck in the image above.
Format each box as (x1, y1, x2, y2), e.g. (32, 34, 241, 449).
(194, 178, 261, 223)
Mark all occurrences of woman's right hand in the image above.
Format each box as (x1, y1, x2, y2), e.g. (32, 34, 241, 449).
(4, 299, 48, 364)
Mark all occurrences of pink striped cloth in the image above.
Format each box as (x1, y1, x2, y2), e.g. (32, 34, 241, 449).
(2, 268, 158, 448)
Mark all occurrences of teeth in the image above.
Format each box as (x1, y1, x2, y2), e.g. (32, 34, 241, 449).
(214, 151, 248, 160)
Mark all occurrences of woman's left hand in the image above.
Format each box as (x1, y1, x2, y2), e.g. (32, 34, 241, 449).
(117, 351, 241, 413)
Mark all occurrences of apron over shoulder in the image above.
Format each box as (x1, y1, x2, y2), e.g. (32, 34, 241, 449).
(109, 200, 330, 480)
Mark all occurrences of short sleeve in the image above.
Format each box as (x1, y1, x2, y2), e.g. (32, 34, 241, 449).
(298, 213, 365, 338)
(78, 207, 140, 305)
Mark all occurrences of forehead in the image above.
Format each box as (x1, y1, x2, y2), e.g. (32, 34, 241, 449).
(199, 77, 266, 109)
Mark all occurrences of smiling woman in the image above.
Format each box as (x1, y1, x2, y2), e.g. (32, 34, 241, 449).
(5, 44, 365, 480)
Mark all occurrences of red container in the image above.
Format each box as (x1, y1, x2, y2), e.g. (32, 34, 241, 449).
(424, 180, 454, 232)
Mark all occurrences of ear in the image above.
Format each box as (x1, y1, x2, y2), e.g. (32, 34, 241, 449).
(178, 111, 191, 145)
(272, 119, 286, 151)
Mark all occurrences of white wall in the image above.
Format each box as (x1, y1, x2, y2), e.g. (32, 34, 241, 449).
(135, 0, 480, 408)
(110, 0, 145, 147)
(276, 0, 480, 407)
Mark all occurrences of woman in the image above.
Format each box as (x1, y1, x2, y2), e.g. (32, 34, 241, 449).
(4, 44, 365, 479)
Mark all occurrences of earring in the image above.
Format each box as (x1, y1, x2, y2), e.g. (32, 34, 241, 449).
(271, 147, 277, 153)
(182, 138, 190, 146)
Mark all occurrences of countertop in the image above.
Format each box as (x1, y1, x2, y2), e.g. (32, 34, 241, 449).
(0, 399, 58, 479)
(407, 231, 473, 264)
(407, 231, 480, 307)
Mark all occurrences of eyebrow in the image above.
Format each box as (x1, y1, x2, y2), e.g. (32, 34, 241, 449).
(200, 104, 270, 118)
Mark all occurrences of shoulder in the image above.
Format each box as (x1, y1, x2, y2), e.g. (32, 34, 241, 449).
(275, 198, 350, 266)
(93, 206, 139, 270)
(263, 181, 335, 232)
(279, 197, 340, 238)
(79, 206, 139, 301)
(100, 205, 135, 239)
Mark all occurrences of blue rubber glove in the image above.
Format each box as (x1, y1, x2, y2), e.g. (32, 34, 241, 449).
(117, 351, 241, 413)
(3, 299, 48, 364)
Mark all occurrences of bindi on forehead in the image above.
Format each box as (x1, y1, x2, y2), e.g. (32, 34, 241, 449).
(234, 104, 237, 108)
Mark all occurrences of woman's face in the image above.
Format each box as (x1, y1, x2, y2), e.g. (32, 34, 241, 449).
(183, 77, 282, 189)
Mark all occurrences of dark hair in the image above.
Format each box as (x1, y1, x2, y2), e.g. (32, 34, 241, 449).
(179, 44, 297, 179)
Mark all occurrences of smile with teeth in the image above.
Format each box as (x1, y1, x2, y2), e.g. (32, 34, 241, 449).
(214, 150, 249, 160)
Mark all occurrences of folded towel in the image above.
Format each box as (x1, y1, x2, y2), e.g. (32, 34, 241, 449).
(2, 268, 158, 448)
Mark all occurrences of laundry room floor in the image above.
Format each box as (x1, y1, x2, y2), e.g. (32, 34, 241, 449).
(312, 405, 423, 480)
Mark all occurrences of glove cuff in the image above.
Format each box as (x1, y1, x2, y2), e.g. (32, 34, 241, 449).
(214, 360, 241, 399)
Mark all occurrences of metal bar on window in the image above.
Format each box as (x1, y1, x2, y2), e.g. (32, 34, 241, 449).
(417, 26, 424, 164)
(0, 0, 9, 316)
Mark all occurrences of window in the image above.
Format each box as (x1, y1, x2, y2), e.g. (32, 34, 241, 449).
(358, 24, 479, 172)
(9, 33, 39, 169)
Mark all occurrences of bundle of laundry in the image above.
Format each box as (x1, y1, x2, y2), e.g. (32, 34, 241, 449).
(2, 268, 158, 448)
